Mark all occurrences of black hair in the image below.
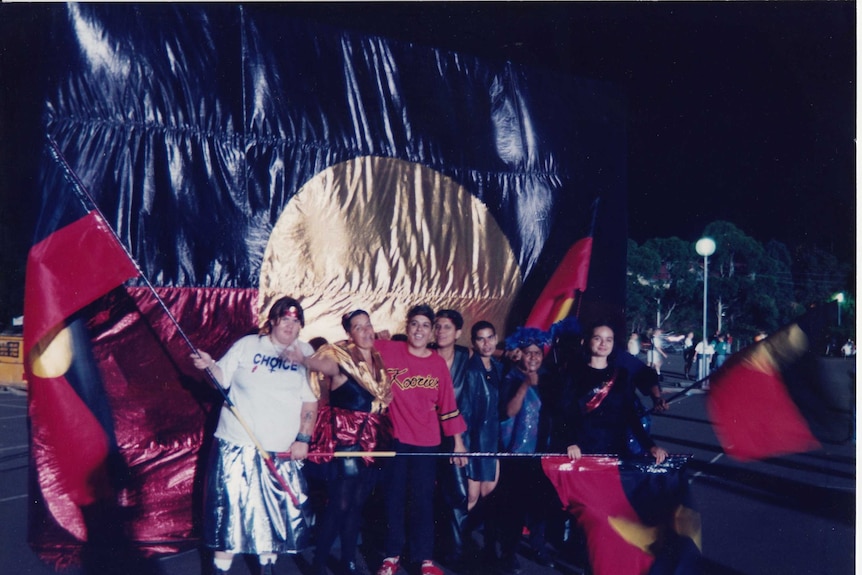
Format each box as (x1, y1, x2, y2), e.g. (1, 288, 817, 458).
(407, 304, 435, 323)
(584, 321, 616, 339)
(309, 337, 328, 351)
(435, 309, 464, 330)
(341, 309, 369, 332)
(262, 296, 305, 334)
(471, 320, 496, 341)
(582, 322, 618, 363)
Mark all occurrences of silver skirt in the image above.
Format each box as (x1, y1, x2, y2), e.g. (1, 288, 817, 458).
(204, 438, 312, 554)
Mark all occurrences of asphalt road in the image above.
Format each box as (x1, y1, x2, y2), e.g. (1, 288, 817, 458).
(1, 352, 856, 575)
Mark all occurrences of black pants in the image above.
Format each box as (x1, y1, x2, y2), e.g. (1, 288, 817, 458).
(314, 461, 379, 566)
(495, 458, 559, 558)
(382, 441, 438, 561)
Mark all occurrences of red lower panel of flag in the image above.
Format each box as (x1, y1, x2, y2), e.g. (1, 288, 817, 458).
(707, 361, 820, 461)
(28, 286, 257, 564)
(542, 455, 699, 575)
(30, 371, 111, 541)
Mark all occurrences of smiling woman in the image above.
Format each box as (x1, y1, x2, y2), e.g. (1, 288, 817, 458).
(372, 304, 468, 575)
(190, 295, 318, 575)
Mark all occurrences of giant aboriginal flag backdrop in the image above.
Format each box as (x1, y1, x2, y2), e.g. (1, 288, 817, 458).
(26, 4, 627, 562)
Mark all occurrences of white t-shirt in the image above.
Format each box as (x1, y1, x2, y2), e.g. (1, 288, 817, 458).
(694, 341, 714, 356)
(214, 334, 316, 452)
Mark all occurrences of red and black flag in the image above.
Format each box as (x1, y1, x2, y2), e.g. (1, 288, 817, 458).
(542, 455, 701, 575)
(524, 236, 593, 331)
(24, 152, 139, 542)
(707, 303, 854, 461)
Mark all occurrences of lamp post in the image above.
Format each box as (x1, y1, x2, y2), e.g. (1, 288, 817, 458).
(835, 292, 845, 326)
(696, 237, 716, 381)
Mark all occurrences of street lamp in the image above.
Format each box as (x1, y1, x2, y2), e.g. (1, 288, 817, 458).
(834, 292, 845, 326)
(696, 237, 716, 381)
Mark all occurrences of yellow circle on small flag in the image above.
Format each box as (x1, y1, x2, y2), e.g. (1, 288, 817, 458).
(30, 326, 74, 379)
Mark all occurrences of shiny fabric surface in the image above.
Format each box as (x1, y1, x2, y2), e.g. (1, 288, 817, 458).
(500, 385, 542, 454)
(460, 353, 503, 481)
(258, 156, 523, 343)
(309, 405, 392, 465)
(29, 286, 258, 563)
(205, 439, 312, 554)
(30, 3, 627, 561)
(310, 342, 391, 413)
(44, 4, 626, 324)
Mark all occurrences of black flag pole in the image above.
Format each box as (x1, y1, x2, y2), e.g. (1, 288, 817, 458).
(44, 136, 301, 506)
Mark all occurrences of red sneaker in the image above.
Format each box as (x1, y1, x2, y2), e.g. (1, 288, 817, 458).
(376, 556, 400, 575)
(420, 560, 443, 575)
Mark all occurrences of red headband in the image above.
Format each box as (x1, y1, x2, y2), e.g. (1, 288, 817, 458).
(281, 305, 300, 319)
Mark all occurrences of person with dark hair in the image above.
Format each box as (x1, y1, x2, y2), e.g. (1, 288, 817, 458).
(431, 309, 472, 567)
(291, 310, 392, 575)
(496, 327, 561, 572)
(309, 336, 329, 352)
(373, 304, 468, 575)
(191, 296, 318, 575)
(561, 323, 668, 464)
(458, 320, 504, 565)
(710, 333, 731, 370)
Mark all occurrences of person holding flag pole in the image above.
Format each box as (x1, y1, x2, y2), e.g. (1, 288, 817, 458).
(191, 296, 318, 575)
(561, 323, 668, 464)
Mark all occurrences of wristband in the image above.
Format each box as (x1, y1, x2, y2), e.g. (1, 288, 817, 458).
(295, 433, 312, 443)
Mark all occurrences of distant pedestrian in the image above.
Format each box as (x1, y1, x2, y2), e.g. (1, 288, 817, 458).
(683, 332, 696, 380)
(627, 333, 641, 357)
(693, 339, 714, 381)
(651, 328, 668, 381)
(711, 333, 730, 370)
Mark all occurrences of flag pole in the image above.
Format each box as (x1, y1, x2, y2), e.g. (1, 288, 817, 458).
(664, 374, 710, 403)
(306, 451, 693, 462)
(44, 136, 300, 506)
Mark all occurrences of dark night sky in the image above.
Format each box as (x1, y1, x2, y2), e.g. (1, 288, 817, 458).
(288, 2, 856, 259)
(0, 3, 856, 318)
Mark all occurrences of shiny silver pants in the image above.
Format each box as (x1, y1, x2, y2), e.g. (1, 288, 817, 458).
(204, 438, 312, 554)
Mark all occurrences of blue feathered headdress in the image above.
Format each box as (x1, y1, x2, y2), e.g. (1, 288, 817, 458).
(504, 326, 552, 351)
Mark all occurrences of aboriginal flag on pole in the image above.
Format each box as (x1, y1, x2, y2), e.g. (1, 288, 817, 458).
(524, 199, 599, 331)
(707, 303, 853, 461)
(542, 455, 702, 575)
(524, 236, 593, 331)
(24, 143, 138, 539)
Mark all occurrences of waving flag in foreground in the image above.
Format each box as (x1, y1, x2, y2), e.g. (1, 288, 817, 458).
(542, 455, 701, 575)
(24, 156, 139, 540)
(707, 303, 854, 461)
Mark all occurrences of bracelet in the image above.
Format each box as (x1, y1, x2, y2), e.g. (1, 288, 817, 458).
(295, 433, 312, 443)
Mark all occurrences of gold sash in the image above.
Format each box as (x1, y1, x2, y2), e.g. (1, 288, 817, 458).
(310, 342, 391, 414)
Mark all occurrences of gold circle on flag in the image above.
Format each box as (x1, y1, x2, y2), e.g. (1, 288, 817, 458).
(30, 326, 74, 379)
(259, 156, 523, 344)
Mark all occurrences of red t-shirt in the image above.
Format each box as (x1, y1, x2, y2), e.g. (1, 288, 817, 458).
(375, 339, 467, 446)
